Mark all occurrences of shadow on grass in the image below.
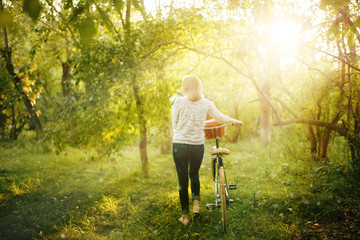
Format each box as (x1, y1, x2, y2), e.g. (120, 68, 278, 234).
(0, 145, 151, 239)
(0, 167, 154, 239)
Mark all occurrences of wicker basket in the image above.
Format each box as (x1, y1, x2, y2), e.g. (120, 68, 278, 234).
(204, 119, 227, 139)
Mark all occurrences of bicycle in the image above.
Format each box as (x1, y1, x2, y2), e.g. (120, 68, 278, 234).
(203, 120, 238, 233)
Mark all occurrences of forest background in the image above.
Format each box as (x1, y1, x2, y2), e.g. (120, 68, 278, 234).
(1, 0, 360, 239)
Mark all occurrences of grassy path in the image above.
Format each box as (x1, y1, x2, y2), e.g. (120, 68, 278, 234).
(1, 137, 359, 239)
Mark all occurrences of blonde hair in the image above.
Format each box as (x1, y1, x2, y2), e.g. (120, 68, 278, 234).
(181, 75, 204, 102)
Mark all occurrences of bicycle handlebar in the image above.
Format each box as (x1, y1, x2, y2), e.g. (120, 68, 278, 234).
(203, 123, 233, 130)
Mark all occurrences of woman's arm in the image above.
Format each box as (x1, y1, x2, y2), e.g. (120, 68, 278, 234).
(171, 100, 179, 130)
(207, 102, 242, 127)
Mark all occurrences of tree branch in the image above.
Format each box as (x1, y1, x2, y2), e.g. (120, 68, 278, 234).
(141, 40, 281, 122)
(141, 40, 360, 149)
(92, 1, 122, 43)
(177, 41, 282, 122)
(141, 40, 178, 58)
(274, 118, 360, 148)
(338, 8, 360, 45)
(272, 96, 298, 118)
(299, 59, 334, 81)
(241, 59, 281, 122)
(43, 0, 82, 49)
(303, 44, 360, 71)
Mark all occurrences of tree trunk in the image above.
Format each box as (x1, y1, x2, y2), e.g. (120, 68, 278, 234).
(314, 127, 323, 161)
(61, 61, 71, 97)
(352, 102, 360, 161)
(260, 98, 271, 145)
(22, 89, 44, 140)
(139, 117, 149, 176)
(125, 0, 148, 176)
(356, 102, 360, 141)
(1, 22, 44, 140)
(132, 76, 148, 177)
(10, 103, 16, 140)
(9, 101, 25, 140)
(318, 129, 332, 161)
(231, 103, 241, 142)
(157, 64, 172, 154)
(259, 79, 271, 146)
(348, 31, 360, 162)
(318, 113, 341, 161)
(307, 124, 317, 160)
(160, 116, 172, 154)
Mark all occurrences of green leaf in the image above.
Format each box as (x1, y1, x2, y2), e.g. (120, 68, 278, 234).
(96, 5, 113, 32)
(78, 17, 97, 48)
(320, 0, 334, 8)
(347, 31, 355, 48)
(112, 0, 124, 15)
(327, 21, 340, 38)
(354, 16, 360, 28)
(30, 43, 39, 57)
(320, 0, 348, 9)
(64, 0, 73, 10)
(23, 0, 42, 21)
(69, 4, 86, 23)
(0, 10, 13, 27)
(132, 0, 146, 17)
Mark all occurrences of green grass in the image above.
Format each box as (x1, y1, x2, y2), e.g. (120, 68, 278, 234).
(1, 132, 360, 239)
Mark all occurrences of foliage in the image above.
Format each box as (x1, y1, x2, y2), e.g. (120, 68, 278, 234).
(1, 0, 360, 239)
(0, 2, 43, 138)
(1, 0, 360, 172)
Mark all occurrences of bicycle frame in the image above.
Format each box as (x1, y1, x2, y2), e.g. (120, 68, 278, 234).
(204, 122, 231, 182)
(204, 123, 235, 232)
(211, 135, 230, 208)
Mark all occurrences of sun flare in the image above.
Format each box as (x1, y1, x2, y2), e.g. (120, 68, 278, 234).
(268, 20, 300, 46)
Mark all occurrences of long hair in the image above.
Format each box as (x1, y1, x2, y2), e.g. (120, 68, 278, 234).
(181, 75, 204, 102)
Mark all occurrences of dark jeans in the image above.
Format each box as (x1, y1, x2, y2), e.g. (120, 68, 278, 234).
(172, 143, 204, 214)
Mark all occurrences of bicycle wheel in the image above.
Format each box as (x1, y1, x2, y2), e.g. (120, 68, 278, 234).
(219, 166, 227, 232)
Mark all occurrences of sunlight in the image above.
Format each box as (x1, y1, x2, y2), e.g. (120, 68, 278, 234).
(144, 0, 200, 16)
(260, 19, 303, 68)
(267, 20, 300, 46)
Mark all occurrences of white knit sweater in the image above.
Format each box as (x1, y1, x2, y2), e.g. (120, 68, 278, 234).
(171, 97, 235, 145)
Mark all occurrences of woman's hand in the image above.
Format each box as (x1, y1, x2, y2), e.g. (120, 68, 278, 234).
(232, 120, 242, 128)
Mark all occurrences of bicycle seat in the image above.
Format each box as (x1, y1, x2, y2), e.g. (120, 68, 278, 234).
(211, 148, 230, 155)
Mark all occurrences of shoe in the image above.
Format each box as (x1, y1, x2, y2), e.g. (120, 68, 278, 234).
(193, 200, 200, 214)
(193, 205, 200, 214)
(179, 216, 190, 225)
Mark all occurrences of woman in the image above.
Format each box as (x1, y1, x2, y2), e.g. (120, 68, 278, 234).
(171, 75, 242, 225)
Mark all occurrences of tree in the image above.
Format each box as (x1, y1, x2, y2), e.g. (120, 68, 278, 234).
(272, 0, 360, 161)
(0, 0, 44, 140)
(43, 0, 186, 176)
